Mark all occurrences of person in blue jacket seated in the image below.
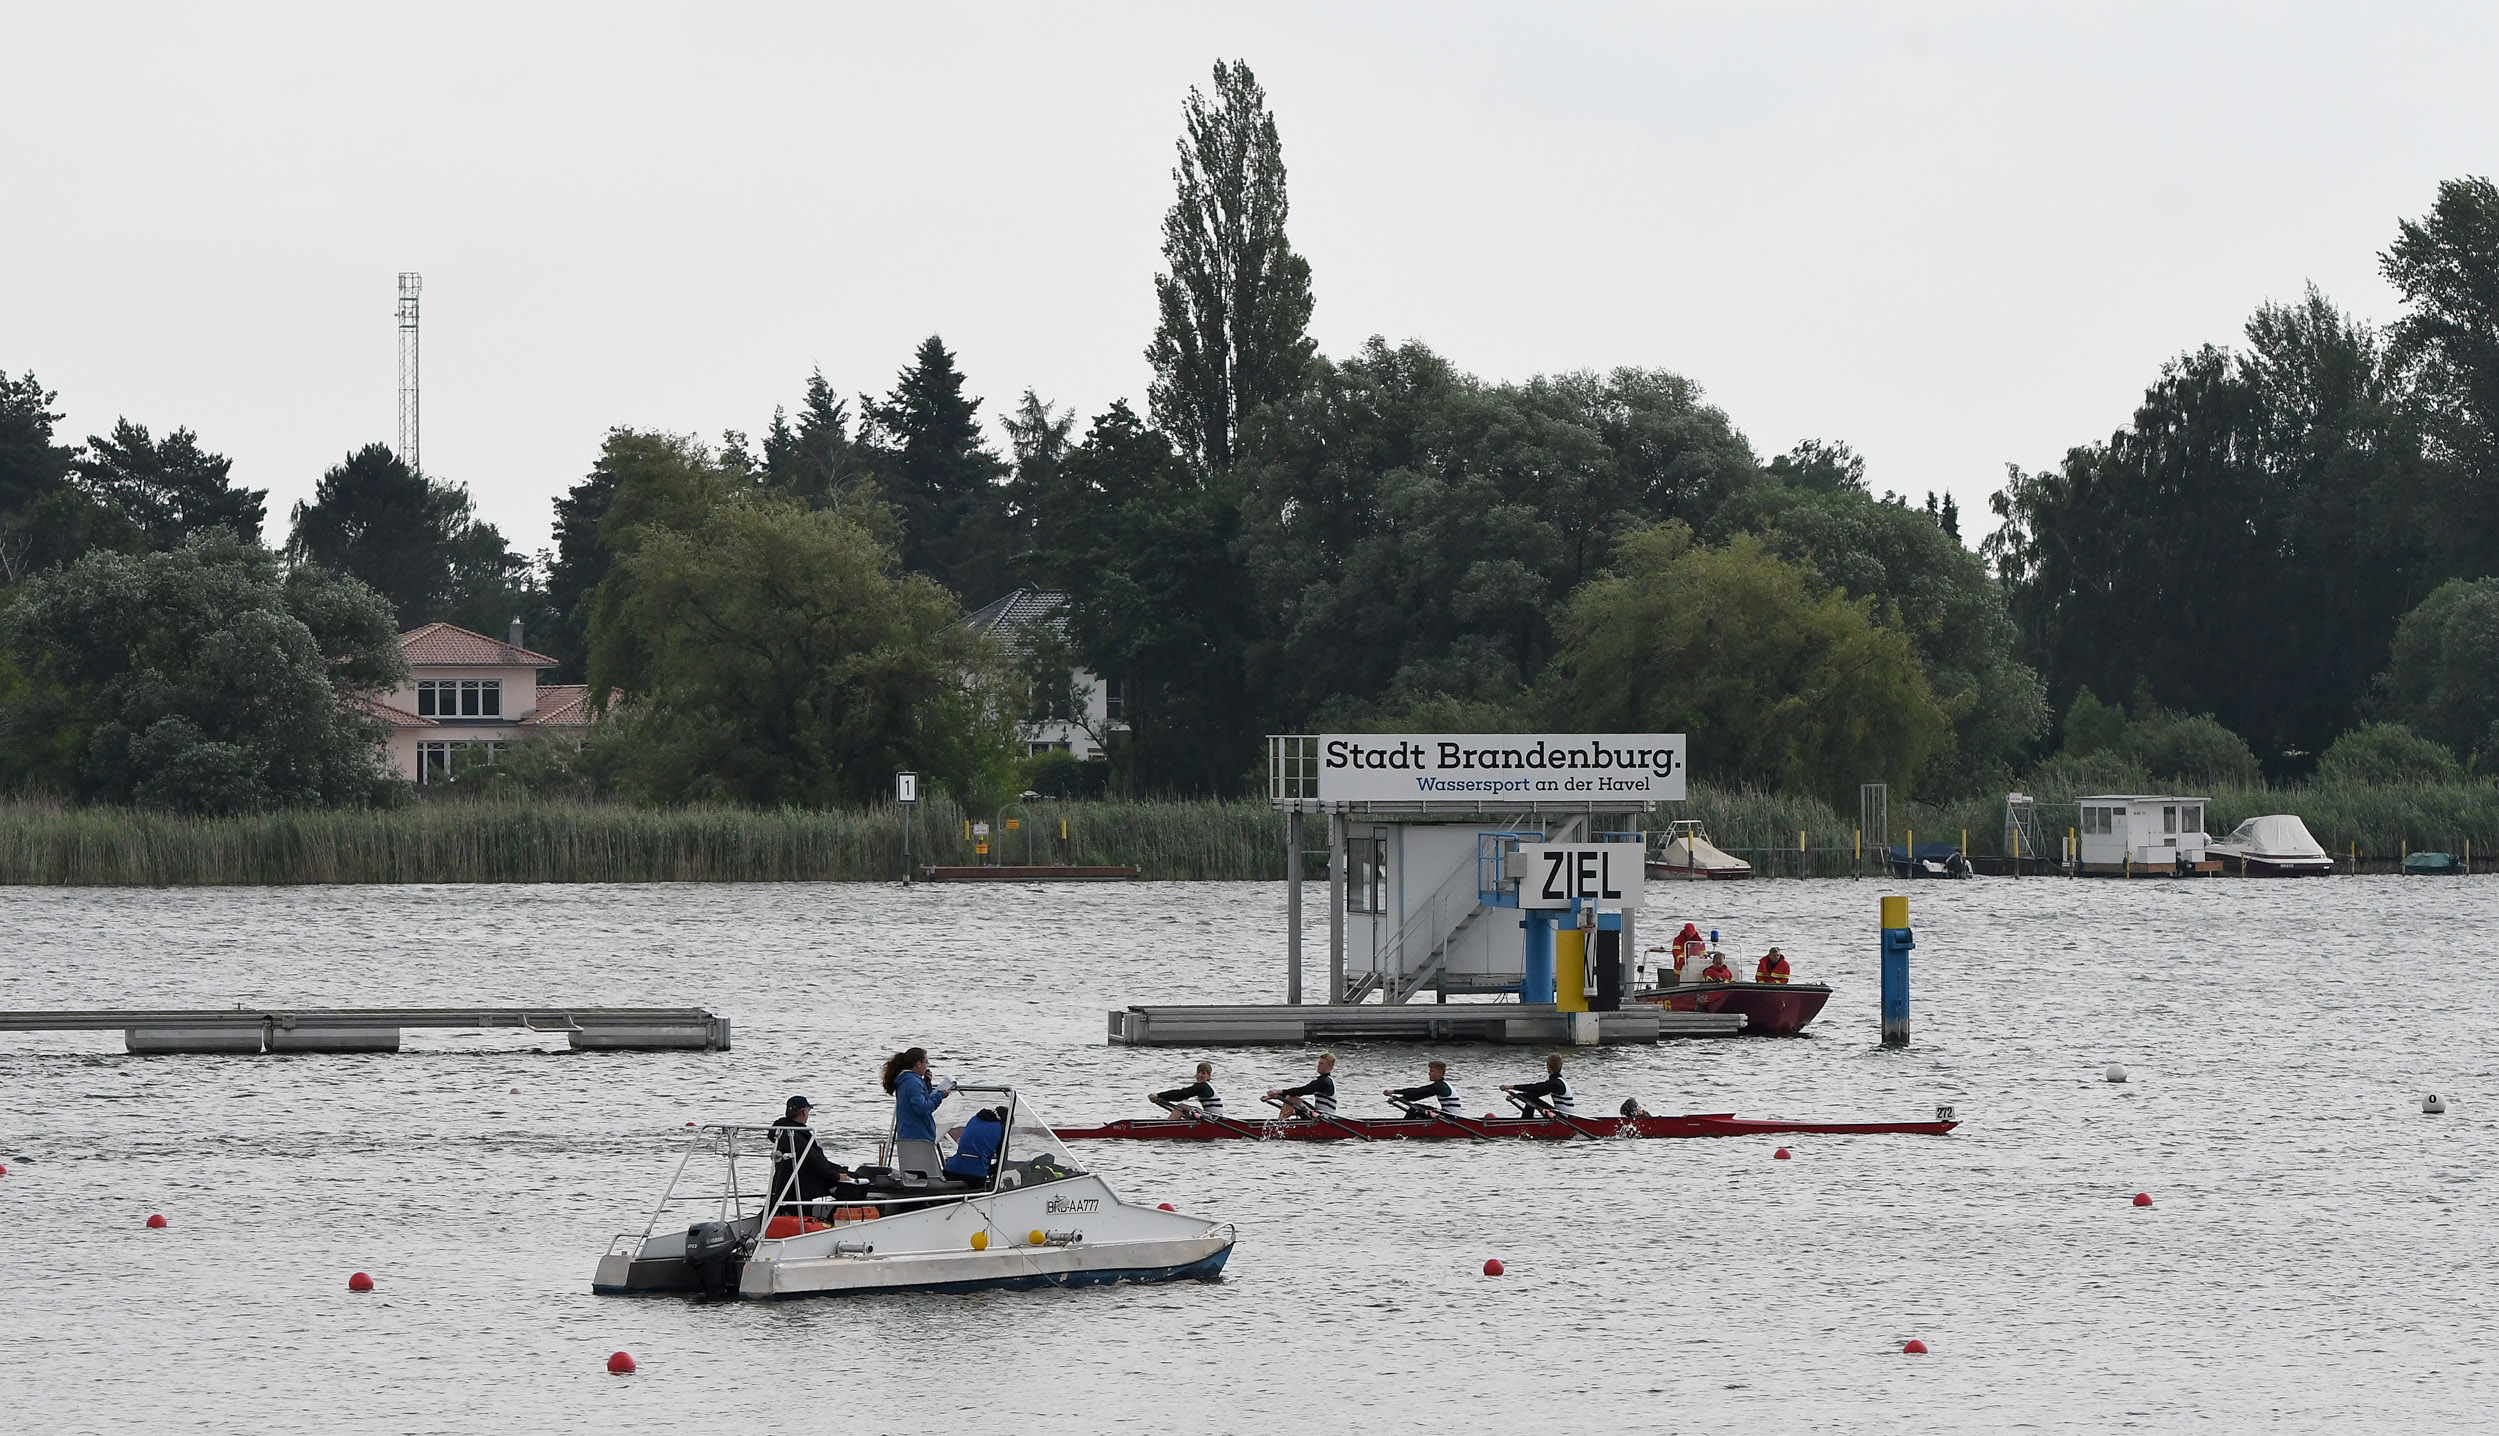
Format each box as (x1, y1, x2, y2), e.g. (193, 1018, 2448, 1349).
(882, 1045, 954, 1181)
(944, 1107, 1005, 1185)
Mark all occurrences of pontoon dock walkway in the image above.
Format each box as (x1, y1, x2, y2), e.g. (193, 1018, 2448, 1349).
(0, 1007, 732, 1054)
(1107, 1003, 1741, 1046)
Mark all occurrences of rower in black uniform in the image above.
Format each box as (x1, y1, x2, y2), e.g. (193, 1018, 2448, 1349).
(1151, 1060, 1225, 1121)
(1502, 1053, 1576, 1119)
(1265, 1052, 1338, 1120)
(1384, 1059, 1461, 1118)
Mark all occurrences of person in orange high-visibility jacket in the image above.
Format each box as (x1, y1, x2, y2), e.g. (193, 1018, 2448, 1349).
(1700, 953, 1735, 983)
(1754, 947, 1791, 984)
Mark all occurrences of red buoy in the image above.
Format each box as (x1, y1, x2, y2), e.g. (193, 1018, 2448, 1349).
(348, 1271, 374, 1292)
(1902, 1339, 1928, 1354)
(1482, 1258, 1505, 1277)
(2132, 1192, 2152, 1207)
(1157, 1202, 1175, 1211)
(1773, 1148, 1791, 1160)
(0, 1162, 9, 1175)
(607, 1351, 636, 1375)
(145, 1213, 167, 1228)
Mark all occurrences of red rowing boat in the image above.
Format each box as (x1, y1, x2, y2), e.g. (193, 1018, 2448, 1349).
(1054, 1111, 1956, 1142)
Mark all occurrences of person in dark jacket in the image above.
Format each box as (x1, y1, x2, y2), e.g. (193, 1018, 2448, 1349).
(1265, 1052, 1338, 1119)
(769, 1095, 856, 1212)
(1152, 1061, 1225, 1120)
(1503, 1053, 1577, 1119)
(1384, 1059, 1461, 1116)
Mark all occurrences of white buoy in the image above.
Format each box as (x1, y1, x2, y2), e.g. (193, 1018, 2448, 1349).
(2105, 1064, 2128, 1083)
(2423, 1094, 2447, 1114)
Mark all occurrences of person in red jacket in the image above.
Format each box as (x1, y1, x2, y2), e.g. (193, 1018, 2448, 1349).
(1754, 947, 1791, 984)
(1700, 951, 1735, 983)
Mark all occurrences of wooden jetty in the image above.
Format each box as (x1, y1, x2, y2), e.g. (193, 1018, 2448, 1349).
(0, 1006, 732, 1054)
(1106, 1003, 1743, 1047)
(920, 864, 1140, 882)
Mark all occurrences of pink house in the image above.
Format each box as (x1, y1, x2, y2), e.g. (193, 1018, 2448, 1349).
(373, 621, 590, 784)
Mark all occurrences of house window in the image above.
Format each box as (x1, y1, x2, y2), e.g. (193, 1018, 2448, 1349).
(2182, 804, 2202, 833)
(417, 679, 501, 717)
(1102, 677, 1125, 724)
(417, 739, 506, 784)
(2082, 807, 2112, 835)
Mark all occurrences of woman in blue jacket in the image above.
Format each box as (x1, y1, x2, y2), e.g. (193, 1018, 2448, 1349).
(882, 1046, 952, 1180)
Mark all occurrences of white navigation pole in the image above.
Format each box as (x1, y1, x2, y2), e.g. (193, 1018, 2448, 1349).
(396, 272, 422, 471)
(897, 771, 918, 885)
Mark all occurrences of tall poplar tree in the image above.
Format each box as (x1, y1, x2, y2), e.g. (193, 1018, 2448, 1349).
(1146, 60, 1316, 472)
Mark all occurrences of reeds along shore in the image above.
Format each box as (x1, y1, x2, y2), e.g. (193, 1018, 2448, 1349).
(1, 782, 2495, 885)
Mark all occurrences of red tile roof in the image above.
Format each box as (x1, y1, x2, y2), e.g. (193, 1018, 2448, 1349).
(398, 622, 559, 668)
(354, 693, 435, 727)
(522, 684, 591, 727)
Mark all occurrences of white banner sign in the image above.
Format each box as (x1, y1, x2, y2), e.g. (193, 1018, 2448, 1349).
(1512, 843, 1648, 909)
(1314, 733, 1686, 804)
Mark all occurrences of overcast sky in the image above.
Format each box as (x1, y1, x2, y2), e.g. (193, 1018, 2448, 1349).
(7, 3, 2497, 557)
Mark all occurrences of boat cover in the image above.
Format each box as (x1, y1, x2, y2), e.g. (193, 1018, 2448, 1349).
(1655, 834, 1750, 873)
(2215, 814, 2326, 858)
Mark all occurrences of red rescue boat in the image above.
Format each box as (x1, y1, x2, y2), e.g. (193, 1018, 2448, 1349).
(1636, 981, 1832, 1037)
(1054, 1110, 1954, 1142)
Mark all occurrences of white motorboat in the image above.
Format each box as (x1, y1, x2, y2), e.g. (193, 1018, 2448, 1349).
(593, 1085, 1234, 1300)
(2207, 814, 2334, 877)
(1650, 820, 1751, 880)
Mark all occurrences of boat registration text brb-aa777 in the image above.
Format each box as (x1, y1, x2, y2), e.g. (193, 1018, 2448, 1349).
(1316, 733, 1686, 803)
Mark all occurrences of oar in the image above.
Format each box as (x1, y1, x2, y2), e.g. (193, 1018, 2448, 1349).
(1150, 1098, 1265, 1140)
(1263, 1095, 1371, 1141)
(1390, 1097, 1497, 1141)
(1505, 1094, 1613, 1141)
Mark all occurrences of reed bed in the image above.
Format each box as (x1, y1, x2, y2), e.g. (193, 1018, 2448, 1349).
(5, 779, 2495, 886)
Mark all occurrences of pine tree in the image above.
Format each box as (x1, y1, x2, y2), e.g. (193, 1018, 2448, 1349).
(74, 419, 266, 548)
(1146, 60, 1316, 472)
(863, 337, 1008, 603)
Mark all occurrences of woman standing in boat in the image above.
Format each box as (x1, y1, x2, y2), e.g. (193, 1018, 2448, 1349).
(1503, 1053, 1576, 1118)
(882, 1046, 953, 1180)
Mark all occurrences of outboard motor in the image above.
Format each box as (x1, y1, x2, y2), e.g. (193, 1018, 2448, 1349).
(684, 1220, 744, 1296)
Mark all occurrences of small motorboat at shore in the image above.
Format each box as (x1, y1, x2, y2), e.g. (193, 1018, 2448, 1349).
(1054, 1110, 1956, 1142)
(1634, 980, 1832, 1036)
(1650, 820, 1751, 880)
(593, 1085, 1233, 1301)
(1886, 841, 1971, 879)
(2207, 815, 2333, 877)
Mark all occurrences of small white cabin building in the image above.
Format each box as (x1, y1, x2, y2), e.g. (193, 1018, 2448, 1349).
(2076, 794, 2213, 873)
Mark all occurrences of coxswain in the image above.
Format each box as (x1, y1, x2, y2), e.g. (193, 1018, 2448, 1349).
(1151, 1061, 1225, 1121)
(1754, 946, 1792, 984)
(1265, 1052, 1338, 1119)
(1700, 950, 1735, 983)
(1384, 1059, 1461, 1117)
(1618, 1097, 1652, 1119)
(1503, 1053, 1576, 1119)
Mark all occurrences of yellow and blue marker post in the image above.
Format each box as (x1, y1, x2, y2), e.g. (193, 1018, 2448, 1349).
(1880, 894, 1913, 1047)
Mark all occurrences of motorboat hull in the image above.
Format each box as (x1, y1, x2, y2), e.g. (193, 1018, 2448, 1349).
(1054, 1111, 1953, 1142)
(1634, 981, 1831, 1036)
(1648, 862, 1750, 881)
(2208, 848, 2333, 877)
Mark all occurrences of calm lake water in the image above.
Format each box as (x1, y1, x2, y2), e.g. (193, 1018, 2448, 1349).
(3, 875, 2492, 1433)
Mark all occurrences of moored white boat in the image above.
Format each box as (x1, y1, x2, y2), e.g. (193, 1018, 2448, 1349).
(2207, 814, 2333, 877)
(593, 1085, 1234, 1300)
(1650, 820, 1751, 880)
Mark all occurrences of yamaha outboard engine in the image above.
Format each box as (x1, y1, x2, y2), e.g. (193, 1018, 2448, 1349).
(684, 1220, 744, 1296)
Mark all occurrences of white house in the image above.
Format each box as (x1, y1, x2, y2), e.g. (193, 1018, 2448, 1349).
(954, 587, 1125, 759)
(2076, 794, 2214, 873)
(371, 620, 590, 784)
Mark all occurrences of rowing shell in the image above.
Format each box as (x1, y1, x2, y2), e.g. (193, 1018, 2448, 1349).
(1054, 1112, 1957, 1142)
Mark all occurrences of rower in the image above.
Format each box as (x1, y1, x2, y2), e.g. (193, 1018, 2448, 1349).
(1700, 950, 1735, 983)
(1151, 1061, 1225, 1121)
(1265, 1053, 1338, 1120)
(1503, 1054, 1575, 1119)
(1754, 946, 1791, 984)
(1384, 1059, 1461, 1118)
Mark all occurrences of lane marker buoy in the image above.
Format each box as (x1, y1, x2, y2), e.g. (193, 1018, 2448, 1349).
(1157, 1202, 1176, 1210)
(2132, 1192, 2152, 1207)
(2423, 1094, 2447, 1114)
(607, 1351, 636, 1375)
(145, 1213, 167, 1228)
(1773, 1148, 1791, 1161)
(348, 1271, 374, 1292)
(1902, 1339, 1928, 1354)
(2105, 1064, 2128, 1083)
(1482, 1258, 1504, 1276)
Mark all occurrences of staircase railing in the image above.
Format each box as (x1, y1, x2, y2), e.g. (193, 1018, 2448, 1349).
(1378, 818, 1548, 1004)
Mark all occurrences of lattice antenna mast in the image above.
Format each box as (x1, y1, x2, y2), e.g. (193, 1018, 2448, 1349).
(396, 272, 422, 471)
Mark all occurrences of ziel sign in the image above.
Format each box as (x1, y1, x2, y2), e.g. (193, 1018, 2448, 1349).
(1510, 843, 1648, 910)
(1315, 733, 1686, 804)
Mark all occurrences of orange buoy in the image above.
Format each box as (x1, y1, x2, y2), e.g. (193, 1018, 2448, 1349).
(1482, 1258, 1505, 1276)
(1903, 1339, 1928, 1354)
(1157, 1202, 1175, 1211)
(2132, 1192, 2152, 1207)
(607, 1351, 636, 1375)
(348, 1271, 374, 1292)
(145, 1213, 167, 1228)
(1773, 1148, 1791, 1160)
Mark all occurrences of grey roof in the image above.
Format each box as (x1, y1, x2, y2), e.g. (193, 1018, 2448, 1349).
(954, 586, 1070, 661)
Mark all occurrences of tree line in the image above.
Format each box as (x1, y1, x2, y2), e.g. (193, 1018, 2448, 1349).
(6, 62, 2498, 815)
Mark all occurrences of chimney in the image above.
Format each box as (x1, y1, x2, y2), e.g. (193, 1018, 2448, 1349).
(509, 617, 525, 650)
